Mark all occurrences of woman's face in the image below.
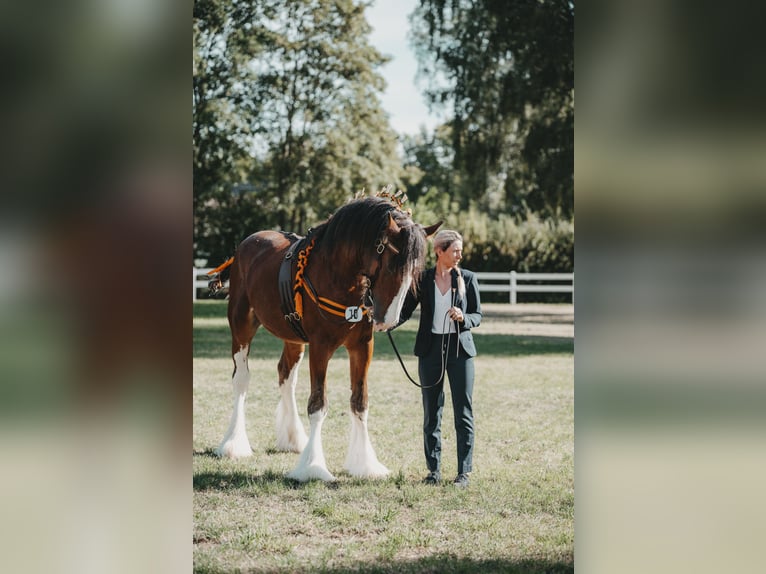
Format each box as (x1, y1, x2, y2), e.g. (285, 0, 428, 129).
(437, 240, 463, 268)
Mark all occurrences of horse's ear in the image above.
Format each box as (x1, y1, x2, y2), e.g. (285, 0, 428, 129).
(423, 221, 443, 239)
(387, 212, 401, 235)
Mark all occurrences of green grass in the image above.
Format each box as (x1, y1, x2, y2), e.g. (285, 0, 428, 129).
(194, 300, 573, 573)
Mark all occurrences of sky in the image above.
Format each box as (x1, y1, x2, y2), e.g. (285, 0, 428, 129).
(366, 0, 446, 136)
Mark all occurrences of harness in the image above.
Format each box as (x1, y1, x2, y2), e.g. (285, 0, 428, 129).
(278, 232, 374, 342)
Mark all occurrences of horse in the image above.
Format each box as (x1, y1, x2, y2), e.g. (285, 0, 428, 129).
(211, 195, 441, 482)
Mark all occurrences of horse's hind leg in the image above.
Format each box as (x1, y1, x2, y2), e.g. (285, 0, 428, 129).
(275, 342, 308, 452)
(215, 283, 258, 458)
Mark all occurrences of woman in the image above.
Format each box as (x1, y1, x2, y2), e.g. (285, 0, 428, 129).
(395, 229, 482, 487)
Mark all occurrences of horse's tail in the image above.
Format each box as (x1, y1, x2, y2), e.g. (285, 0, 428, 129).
(207, 257, 234, 294)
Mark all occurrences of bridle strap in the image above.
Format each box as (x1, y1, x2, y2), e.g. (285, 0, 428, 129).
(302, 274, 371, 319)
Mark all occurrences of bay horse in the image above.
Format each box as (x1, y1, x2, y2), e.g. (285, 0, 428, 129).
(213, 195, 440, 482)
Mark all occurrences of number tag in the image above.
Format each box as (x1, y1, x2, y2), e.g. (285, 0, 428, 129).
(345, 306, 363, 323)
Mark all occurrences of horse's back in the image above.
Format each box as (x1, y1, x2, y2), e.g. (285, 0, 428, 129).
(235, 230, 295, 280)
(239, 229, 294, 255)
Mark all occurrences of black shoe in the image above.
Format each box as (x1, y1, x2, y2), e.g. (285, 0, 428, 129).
(422, 471, 441, 485)
(453, 473, 469, 488)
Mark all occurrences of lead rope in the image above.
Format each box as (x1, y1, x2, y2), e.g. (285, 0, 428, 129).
(387, 308, 454, 390)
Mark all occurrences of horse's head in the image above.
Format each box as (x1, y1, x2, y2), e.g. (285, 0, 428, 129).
(317, 196, 441, 331)
(367, 212, 442, 331)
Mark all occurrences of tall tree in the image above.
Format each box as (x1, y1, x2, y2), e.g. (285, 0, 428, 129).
(193, 0, 403, 264)
(252, 0, 403, 232)
(411, 0, 574, 218)
(193, 0, 273, 261)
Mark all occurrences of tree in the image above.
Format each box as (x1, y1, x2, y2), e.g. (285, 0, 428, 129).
(251, 0, 403, 232)
(193, 0, 404, 264)
(400, 124, 456, 203)
(193, 0, 273, 261)
(410, 0, 574, 218)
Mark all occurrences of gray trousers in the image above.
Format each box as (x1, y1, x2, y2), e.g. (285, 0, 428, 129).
(418, 335, 475, 475)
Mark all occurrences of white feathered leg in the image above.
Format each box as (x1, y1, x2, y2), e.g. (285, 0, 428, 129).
(275, 355, 308, 452)
(345, 409, 390, 478)
(287, 410, 335, 482)
(215, 346, 253, 458)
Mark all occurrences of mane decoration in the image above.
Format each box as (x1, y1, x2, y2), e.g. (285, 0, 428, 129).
(355, 185, 411, 215)
(313, 192, 426, 282)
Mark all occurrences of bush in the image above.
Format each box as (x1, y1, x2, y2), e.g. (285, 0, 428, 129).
(411, 197, 574, 274)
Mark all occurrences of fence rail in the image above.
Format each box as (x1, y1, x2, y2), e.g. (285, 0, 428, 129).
(474, 271, 573, 304)
(194, 268, 573, 304)
(193, 268, 216, 300)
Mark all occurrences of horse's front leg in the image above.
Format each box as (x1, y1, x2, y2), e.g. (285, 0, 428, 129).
(344, 333, 390, 478)
(286, 344, 335, 482)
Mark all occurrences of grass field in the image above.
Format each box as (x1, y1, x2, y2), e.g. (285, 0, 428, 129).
(193, 301, 574, 573)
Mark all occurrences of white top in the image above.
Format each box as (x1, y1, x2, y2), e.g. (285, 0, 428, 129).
(432, 283, 457, 334)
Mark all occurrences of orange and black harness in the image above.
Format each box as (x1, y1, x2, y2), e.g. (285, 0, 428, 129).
(208, 228, 398, 343)
(278, 233, 373, 342)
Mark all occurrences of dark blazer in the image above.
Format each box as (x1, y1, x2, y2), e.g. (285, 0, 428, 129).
(396, 267, 482, 357)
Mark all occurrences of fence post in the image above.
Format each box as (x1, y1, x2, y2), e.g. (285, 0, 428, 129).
(510, 270, 517, 304)
(193, 268, 197, 301)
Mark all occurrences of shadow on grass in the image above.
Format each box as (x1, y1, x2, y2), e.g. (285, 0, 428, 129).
(193, 300, 228, 318)
(194, 325, 572, 360)
(376, 331, 572, 358)
(195, 300, 572, 359)
(194, 554, 573, 574)
(193, 469, 303, 491)
(193, 449, 219, 458)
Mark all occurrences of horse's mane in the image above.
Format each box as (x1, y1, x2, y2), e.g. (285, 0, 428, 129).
(311, 196, 427, 281)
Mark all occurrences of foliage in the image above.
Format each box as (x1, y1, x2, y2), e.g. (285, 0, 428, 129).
(409, 193, 574, 274)
(193, 0, 574, 272)
(193, 0, 404, 265)
(193, 0, 261, 203)
(410, 0, 574, 218)
(400, 124, 457, 204)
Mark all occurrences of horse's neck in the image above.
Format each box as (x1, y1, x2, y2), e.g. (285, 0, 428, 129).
(310, 250, 357, 288)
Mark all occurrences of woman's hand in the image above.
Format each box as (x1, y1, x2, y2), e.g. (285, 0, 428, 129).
(449, 307, 464, 322)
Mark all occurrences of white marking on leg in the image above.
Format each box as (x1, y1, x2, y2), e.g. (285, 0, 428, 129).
(382, 274, 412, 328)
(286, 409, 335, 482)
(345, 409, 390, 478)
(215, 346, 253, 458)
(275, 354, 308, 453)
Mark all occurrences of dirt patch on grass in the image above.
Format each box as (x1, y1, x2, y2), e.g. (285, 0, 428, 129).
(479, 303, 573, 337)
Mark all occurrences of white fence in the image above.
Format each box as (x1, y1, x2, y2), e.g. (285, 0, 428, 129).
(194, 268, 573, 304)
(474, 271, 573, 304)
(193, 268, 217, 300)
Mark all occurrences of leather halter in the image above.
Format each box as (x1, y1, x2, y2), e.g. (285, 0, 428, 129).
(279, 231, 393, 342)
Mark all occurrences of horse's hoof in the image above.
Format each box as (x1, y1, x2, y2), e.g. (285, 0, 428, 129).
(345, 463, 390, 479)
(274, 433, 308, 454)
(286, 465, 336, 483)
(215, 442, 253, 459)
